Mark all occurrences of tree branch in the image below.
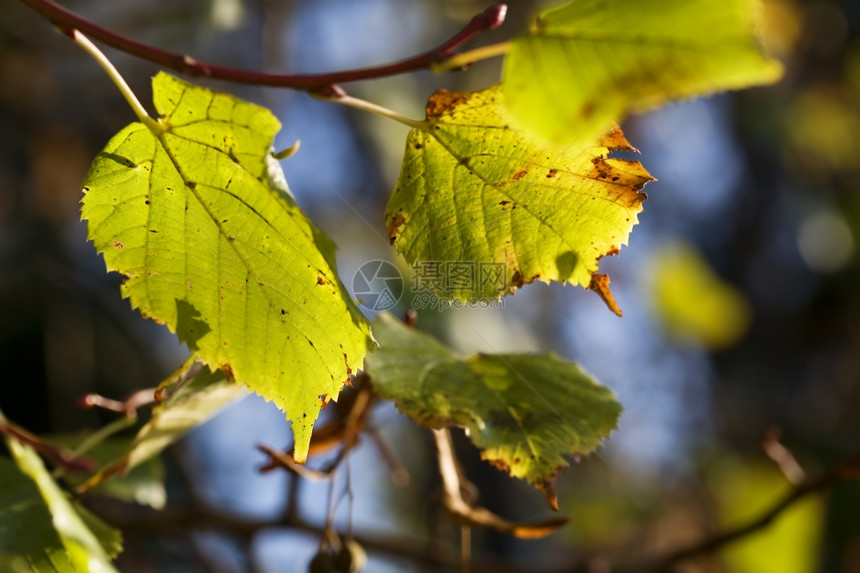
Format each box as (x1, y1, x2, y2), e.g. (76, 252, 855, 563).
(433, 429, 568, 540)
(85, 495, 549, 573)
(639, 453, 860, 572)
(0, 414, 96, 473)
(19, 0, 507, 92)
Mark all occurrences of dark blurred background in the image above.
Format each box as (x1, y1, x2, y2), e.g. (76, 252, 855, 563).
(1, 0, 858, 571)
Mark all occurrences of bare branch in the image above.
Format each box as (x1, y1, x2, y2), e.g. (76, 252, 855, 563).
(433, 429, 569, 540)
(639, 453, 860, 572)
(19, 0, 507, 92)
(0, 417, 95, 473)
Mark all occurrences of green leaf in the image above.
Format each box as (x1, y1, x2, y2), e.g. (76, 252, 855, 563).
(386, 86, 651, 312)
(1, 436, 120, 572)
(651, 242, 751, 350)
(0, 457, 76, 573)
(503, 0, 784, 145)
(364, 313, 622, 506)
(80, 72, 373, 461)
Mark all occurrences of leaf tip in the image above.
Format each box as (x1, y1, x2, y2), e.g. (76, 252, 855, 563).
(536, 478, 559, 511)
(589, 273, 623, 317)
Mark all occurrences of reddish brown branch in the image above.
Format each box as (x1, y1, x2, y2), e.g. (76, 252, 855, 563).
(19, 0, 506, 93)
(0, 419, 95, 472)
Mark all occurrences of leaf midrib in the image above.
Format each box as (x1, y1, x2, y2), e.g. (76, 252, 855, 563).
(145, 123, 336, 381)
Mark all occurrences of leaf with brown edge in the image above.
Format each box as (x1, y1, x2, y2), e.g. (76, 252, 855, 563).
(386, 85, 653, 313)
(364, 313, 622, 508)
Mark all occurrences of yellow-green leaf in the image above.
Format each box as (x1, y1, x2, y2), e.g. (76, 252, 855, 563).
(710, 460, 823, 573)
(651, 243, 751, 350)
(0, 456, 77, 573)
(364, 313, 621, 507)
(81, 72, 373, 461)
(2, 433, 120, 572)
(503, 0, 784, 145)
(386, 86, 652, 312)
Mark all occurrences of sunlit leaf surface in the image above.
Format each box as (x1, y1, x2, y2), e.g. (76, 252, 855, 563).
(81, 72, 373, 460)
(504, 0, 783, 145)
(386, 86, 652, 313)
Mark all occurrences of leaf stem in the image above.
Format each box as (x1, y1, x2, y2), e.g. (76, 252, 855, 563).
(71, 30, 160, 132)
(315, 87, 427, 130)
(432, 41, 511, 73)
(20, 0, 507, 91)
(51, 414, 138, 481)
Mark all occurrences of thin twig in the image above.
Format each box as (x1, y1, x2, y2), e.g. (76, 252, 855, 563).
(79, 388, 156, 417)
(52, 414, 138, 481)
(257, 444, 336, 482)
(83, 495, 551, 573)
(432, 429, 568, 540)
(0, 416, 95, 473)
(640, 453, 860, 572)
(366, 426, 412, 489)
(762, 427, 805, 485)
(20, 0, 507, 92)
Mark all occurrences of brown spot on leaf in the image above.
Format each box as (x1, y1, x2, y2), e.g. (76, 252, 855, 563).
(425, 89, 467, 118)
(316, 276, 327, 286)
(512, 170, 528, 180)
(221, 364, 234, 380)
(343, 352, 352, 378)
(511, 270, 523, 288)
(581, 101, 595, 119)
(585, 155, 653, 209)
(387, 212, 405, 245)
(589, 273, 623, 317)
(590, 156, 614, 180)
(546, 169, 558, 178)
(112, 240, 124, 250)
